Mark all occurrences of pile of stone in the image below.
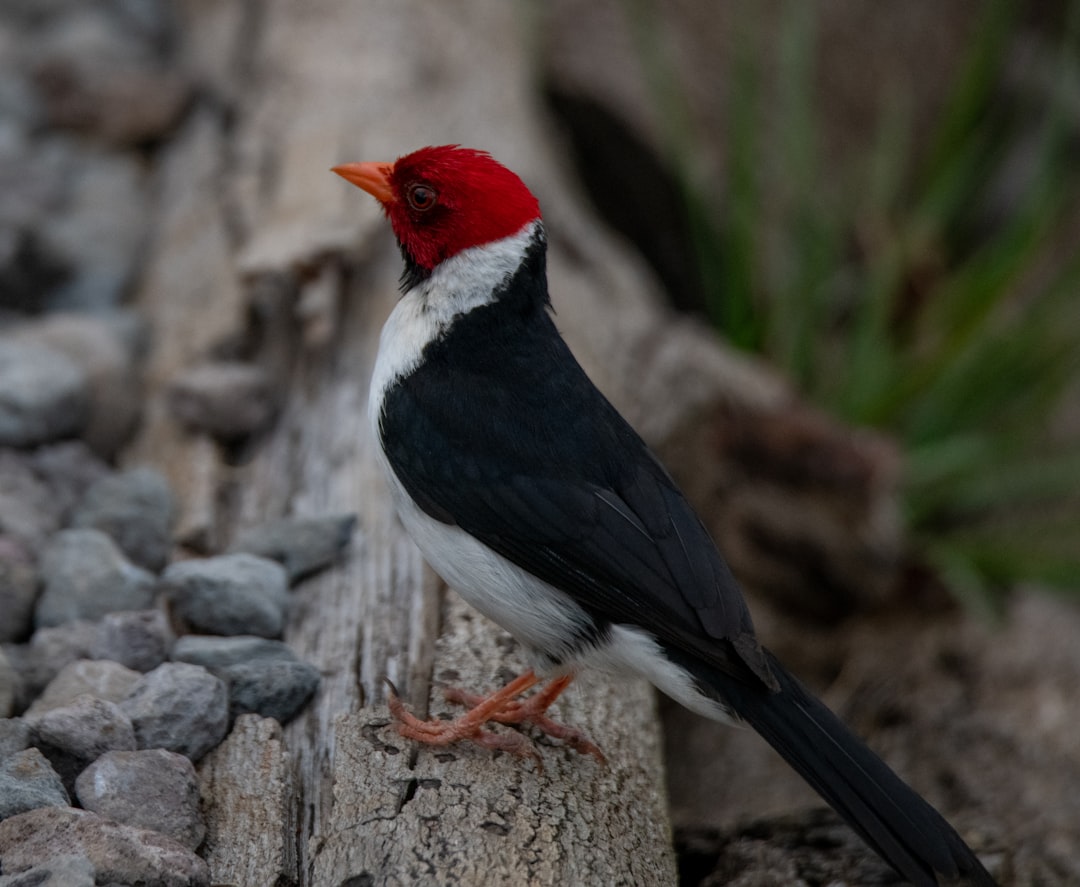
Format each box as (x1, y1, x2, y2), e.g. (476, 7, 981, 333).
(0, 448, 354, 885)
(0, 2, 358, 884)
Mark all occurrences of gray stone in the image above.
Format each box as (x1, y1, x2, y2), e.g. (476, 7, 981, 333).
(2, 621, 99, 710)
(0, 854, 95, 887)
(0, 553, 37, 643)
(34, 147, 148, 311)
(230, 513, 357, 584)
(166, 361, 276, 441)
(71, 467, 174, 571)
(224, 658, 320, 724)
(27, 441, 111, 529)
(0, 647, 17, 718)
(161, 553, 289, 638)
(35, 529, 156, 628)
(75, 748, 204, 850)
(171, 634, 297, 670)
(0, 806, 209, 887)
(0, 749, 69, 820)
(25, 658, 141, 717)
(0, 717, 31, 757)
(0, 451, 62, 556)
(16, 314, 145, 459)
(91, 609, 174, 672)
(29, 696, 135, 792)
(0, 339, 88, 448)
(120, 662, 228, 761)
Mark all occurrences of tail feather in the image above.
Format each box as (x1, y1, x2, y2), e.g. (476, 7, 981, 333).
(714, 652, 996, 887)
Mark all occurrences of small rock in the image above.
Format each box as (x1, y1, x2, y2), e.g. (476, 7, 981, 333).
(171, 634, 298, 669)
(0, 854, 95, 887)
(0, 468, 54, 559)
(29, 695, 136, 793)
(25, 658, 141, 717)
(0, 647, 18, 718)
(0, 339, 88, 448)
(0, 552, 37, 643)
(230, 513, 357, 584)
(27, 441, 111, 527)
(0, 451, 60, 555)
(35, 529, 156, 628)
(225, 658, 320, 724)
(166, 361, 277, 440)
(120, 662, 228, 761)
(0, 806, 209, 887)
(71, 467, 174, 571)
(75, 748, 204, 850)
(0, 717, 31, 757)
(0, 227, 66, 317)
(16, 313, 145, 458)
(39, 148, 149, 311)
(0, 748, 69, 821)
(161, 553, 289, 638)
(2, 621, 99, 710)
(91, 609, 174, 672)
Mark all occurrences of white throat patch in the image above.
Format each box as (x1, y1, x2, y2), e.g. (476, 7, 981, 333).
(368, 218, 543, 413)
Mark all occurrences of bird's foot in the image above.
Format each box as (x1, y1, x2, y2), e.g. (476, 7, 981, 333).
(443, 675, 606, 763)
(385, 670, 605, 765)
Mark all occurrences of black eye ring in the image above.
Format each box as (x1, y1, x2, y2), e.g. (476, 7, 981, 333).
(407, 183, 437, 212)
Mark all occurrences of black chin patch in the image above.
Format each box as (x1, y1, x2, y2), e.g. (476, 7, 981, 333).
(398, 244, 431, 292)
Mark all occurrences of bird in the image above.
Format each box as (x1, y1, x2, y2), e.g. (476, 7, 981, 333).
(332, 145, 996, 887)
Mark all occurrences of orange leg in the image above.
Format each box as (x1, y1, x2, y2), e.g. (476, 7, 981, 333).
(386, 671, 606, 764)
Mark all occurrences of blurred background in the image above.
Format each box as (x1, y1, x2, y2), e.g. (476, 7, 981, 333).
(3, 0, 1078, 610)
(544, 0, 1080, 613)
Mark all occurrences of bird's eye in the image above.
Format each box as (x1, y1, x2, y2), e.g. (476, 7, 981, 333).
(407, 184, 437, 212)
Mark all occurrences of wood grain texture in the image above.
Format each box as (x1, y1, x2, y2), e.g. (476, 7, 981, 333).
(197, 715, 295, 887)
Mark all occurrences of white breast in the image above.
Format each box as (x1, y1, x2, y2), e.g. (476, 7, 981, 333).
(366, 219, 736, 722)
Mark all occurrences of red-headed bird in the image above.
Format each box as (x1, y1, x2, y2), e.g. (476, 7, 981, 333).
(333, 145, 995, 887)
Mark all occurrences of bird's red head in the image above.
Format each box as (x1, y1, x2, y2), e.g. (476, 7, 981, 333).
(333, 145, 542, 273)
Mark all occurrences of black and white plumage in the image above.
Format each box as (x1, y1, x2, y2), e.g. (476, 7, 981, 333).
(333, 146, 995, 887)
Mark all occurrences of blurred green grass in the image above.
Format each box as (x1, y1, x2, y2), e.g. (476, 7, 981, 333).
(632, 0, 1080, 608)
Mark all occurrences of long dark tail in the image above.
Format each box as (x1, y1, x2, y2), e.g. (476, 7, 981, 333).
(712, 651, 996, 887)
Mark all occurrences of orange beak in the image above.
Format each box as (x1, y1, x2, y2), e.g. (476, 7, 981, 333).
(332, 161, 395, 203)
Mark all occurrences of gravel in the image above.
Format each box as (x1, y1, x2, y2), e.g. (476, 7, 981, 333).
(13, 312, 146, 458)
(35, 529, 157, 628)
(2, 620, 100, 710)
(0, 339, 88, 448)
(171, 634, 320, 723)
(24, 658, 141, 717)
(0, 554, 37, 644)
(0, 806, 209, 887)
(229, 513, 357, 583)
(160, 553, 289, 638)
(71, 467, 175, 571)
(223, 658, 320, 723)
(0, 647, 17, 718)
(0, 854, 96, 887)
(0, 2, 334, 880)
(120, 662, 228, 761)
(0, 717, 31, 757)
(29, 695, 136, 794)
(0, 748, 70, 820)
(75, 748, 204, 850)
(0, 851, 95, 885)
(171, 634, 298, 669)
(90, 608, 174, 672)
